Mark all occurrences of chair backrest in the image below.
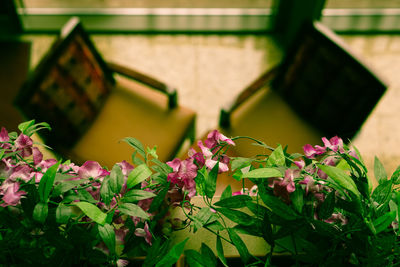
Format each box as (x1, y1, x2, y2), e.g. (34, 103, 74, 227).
(15, 17, 115, 150)
(271, 21, 387, 141)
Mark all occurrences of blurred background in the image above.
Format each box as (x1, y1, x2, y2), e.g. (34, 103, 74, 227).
(1, 0, 400, 180)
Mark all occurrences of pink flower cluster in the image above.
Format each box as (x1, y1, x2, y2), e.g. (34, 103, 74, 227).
(166, 130, 235, 199)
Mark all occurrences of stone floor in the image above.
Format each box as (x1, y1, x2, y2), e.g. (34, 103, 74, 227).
(23, 30, 400, 181)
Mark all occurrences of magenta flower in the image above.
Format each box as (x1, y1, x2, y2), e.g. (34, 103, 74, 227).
(78, 161, 110, 179)
(197, 141, 230, 173)
(117, 160, 134, 176)
(167, 158, 197, 198)
(204, 130, 235, 149)
(15, 134, 33, 158)
(1, 182, 26, 206)
(303, 144, 326, 159)
(134, 222, 152, 245)
(9, 164, 33, 182)
(0, 127, 10, 149)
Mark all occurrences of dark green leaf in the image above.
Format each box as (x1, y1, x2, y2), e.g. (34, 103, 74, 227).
(373, 210, 396, 234)
(98, 223, 116, 255)
(372, 179, 393, 207)
(266, 145, 285, 166)
(149, 186, 169, 213)
(374, 156, 388, 184)
(184, 249, 205, 267)
(155, 238, 188, 267)
(242, 168, 282, 179)
(318, 191, 335, 220)
(118, 203, 149, 220)
(318, 165, 360, 198)
(38, 162, 60, 202)
(56, 204, 72, 224)
(127, 164, 152, 189)
(258, 186, 298, 220)
(52, 179, 86, 197)
(74, 201, 107, 225)
(214, 195, 252, 209)
(246, 201, 268, 218)
(227, 228, 251, 263)
(214, 207, 255, 226)
(33, 202, 48, 223)
(220, 185, 232, 200)
(109, 164, 124, 194)
(290, 187, 304, 214)
(100, 180, 112, 206)
(122, 189, 156, 203)
(123, 137, 146, 159)
(201, 243, 217, 266)
(216, 235, 228, 267)
(262, 212, 274, 245)
(205, 162, 219, 198)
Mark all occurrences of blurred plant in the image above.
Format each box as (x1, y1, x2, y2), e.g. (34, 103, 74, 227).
(0, 120, 188, 266)
(174, 131, 400, 266)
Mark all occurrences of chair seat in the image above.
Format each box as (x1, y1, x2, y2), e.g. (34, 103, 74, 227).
(222, 86, 324, 158)
(71, 74, 196, 168)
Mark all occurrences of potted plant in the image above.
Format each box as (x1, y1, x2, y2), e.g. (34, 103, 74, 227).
(169, 131, 400, 266)
(0, 120, 188, 266)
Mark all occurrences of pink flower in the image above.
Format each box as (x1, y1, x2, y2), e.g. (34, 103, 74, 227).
(32, 147, 43, 166)
(197, 141, 230, 173)
(134, 222, 152, 245)
(9, 164, 33, 182)
(299, 175, 322, 195)
(167, 158, 197, 198)
(204, 130, 235, 149)
(303, 144, 326, 159)
(117, 160, 134, 176)
(0, 127, 10, 149)
(1, 182, 26, 206)
(325, 212, 348, 225)
(15, 134, 33, 158)
(78, 161, 110, 179)
(268, 169, 298, 202)
(322, 136, 345, 153)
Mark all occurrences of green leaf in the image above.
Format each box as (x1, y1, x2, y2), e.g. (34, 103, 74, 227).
(267, 145, 285, 166)
(214, 195, 252, 209)
(33, 202, 48, 223)
(374, 156, 388, 184)
(205, 162, 219, 198)
(231, 157, 252, 171)
(18, 120, 35, 134)
(391, 166, 400, 184)
(373, 211, 396, 234)
(193, 207, 216, 232)
(220, 185, 232, 200)
(122, 137, 146, 159)
(118, 203, 149, 220)
(242, 168, 282, 179)
(122, 189, 156, 203)
(74, 201, 107, 225)
(201, 243, 217, 266)
(149, 186, 169, 213)
(184, 250, 205, 267)
(76, 188, 97, 204)
(318, 165, 360, 198)
(147, 145, 158, 159)
(155, 238, 188, 267)
(258, 186, 298, 220)
(52, 179, 86, 197)
(372, 179, 393, 207)
(100, 180, 112, 206)
(195, 167, 207, 196)
(227, 228, 251, 263)
(261, 212, 274, 246)
(109, 164, 124, 194)
(38, 162, 60, 202)
(56, 204, 72, 224)
(216, 236, 228, 267)
(127, 164, 152, 189)
(318, 191, 335, 220)
(214, 207, 255, 226)
(98, 223, 116, 255)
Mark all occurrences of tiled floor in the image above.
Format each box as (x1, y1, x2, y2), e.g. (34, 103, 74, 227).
(23, 31, 400, 181)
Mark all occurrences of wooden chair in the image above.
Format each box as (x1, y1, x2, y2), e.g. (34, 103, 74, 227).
(15, 17, 196, 168)
(219, 21, 387, 158)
